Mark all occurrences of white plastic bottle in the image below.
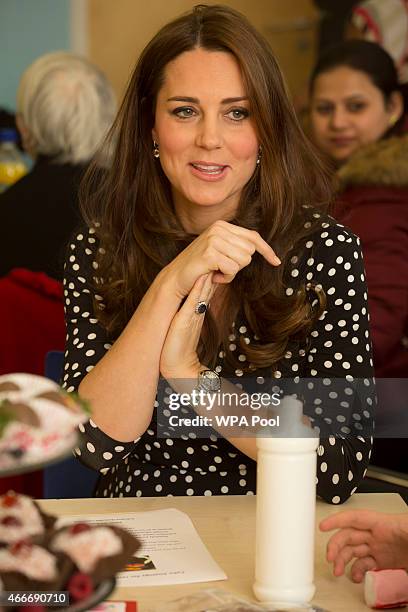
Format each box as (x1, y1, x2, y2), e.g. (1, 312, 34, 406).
(253, 396, 319, 606)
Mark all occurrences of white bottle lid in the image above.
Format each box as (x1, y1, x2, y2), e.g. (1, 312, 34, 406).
(256, 395, 319, 452)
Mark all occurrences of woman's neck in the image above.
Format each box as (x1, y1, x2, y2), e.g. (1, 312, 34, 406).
(173, 191, 238, 234)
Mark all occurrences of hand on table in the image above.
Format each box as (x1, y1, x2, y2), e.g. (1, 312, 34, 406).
(162, 220, 280, 299)
(320, 509, 408, 582)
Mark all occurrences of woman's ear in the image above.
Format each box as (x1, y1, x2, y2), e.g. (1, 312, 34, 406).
(151, 127, 158, 143)
(387, 91, 404, 125)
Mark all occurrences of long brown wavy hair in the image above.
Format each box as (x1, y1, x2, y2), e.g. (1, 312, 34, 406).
(81, 4, 333, 373)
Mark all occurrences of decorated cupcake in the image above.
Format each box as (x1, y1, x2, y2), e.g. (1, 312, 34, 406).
(0, 516, 140, 605)
(0, 374, 90, 470)
(0, 491, 55, 545)
(51, 522, 140, 583)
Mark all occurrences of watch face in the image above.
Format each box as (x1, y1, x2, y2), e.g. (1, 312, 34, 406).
(199, 370, 221, 392)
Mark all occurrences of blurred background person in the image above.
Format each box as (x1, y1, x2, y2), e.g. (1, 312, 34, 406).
(346, 0, 408, 116)
(310, 40, 405, 167)
(309, 40, 408, 474)
(0, 51, 116, 281)
(0, 52, 116, 496)
(313, 0, 408, 93)
(297, 1, 408, 129)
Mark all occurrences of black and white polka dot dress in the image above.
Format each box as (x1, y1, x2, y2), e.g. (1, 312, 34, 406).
(63, 215, 375, 504)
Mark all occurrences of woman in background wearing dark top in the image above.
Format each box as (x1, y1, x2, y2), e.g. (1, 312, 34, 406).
(0, 51, 116, 281)
(0, 53, 115, 497)
(309, 40, 408, 471)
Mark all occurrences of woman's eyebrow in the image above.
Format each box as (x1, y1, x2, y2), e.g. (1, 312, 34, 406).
(314, 93, 367, 102)
(166, 96, 249, 103)
(344, 93, 367, 100)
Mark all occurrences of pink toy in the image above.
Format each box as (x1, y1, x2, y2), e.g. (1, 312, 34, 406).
(365, 569, 408, 609)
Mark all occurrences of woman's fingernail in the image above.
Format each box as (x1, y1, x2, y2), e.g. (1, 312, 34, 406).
(274, 256, 281, 265)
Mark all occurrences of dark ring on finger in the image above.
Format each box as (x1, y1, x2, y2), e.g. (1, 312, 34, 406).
(195, 301, 208, 315)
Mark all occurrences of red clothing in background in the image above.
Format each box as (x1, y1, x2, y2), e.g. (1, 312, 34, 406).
(0, 268, 65, 375)
(334, 135, 408, 378)
(0, 268, 65, 495)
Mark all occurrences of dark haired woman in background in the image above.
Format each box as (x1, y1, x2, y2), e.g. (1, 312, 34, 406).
(310, 40, 408, 472)
(63, 5, 375, 502)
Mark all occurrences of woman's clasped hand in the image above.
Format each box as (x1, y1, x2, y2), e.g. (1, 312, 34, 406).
(160, 221, 280, 378)
(162, 220, 280, 298)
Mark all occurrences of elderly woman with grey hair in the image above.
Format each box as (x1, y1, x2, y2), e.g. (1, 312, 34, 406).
(0, 51, 116, 281)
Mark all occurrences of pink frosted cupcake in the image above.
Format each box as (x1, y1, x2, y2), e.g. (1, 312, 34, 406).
(51, 522, 140, 582)
(0, 374, 90, 469)
(0, 539, 58, 591)
(0, 491, 55, 545)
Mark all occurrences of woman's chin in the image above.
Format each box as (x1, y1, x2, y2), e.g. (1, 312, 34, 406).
(183, 192, 235, 209)
(325, 148, 355, 166)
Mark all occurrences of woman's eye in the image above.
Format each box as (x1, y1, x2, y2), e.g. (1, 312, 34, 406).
(226, 108, 249, 121)
(347, 102, 366, 113)
(172, 107, 196, 118)
(315, 105, 333, 115)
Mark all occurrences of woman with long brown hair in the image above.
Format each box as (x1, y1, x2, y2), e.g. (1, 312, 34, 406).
(63, 4, 375, 502)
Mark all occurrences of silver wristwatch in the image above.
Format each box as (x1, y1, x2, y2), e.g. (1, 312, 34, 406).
(197, 369, 221, 393)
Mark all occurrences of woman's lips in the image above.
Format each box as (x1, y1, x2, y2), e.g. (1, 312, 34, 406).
(189, 162, 229, 182)
(330, 137, 356, 147)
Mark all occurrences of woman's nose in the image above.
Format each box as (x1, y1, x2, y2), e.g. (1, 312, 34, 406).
(329, 107, 349, 130)
(195, 116, 222, 149)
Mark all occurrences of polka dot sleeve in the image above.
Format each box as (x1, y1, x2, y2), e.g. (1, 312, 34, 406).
(297, 222, 375, 504)
(63, 229, 140, 473)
